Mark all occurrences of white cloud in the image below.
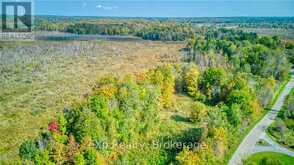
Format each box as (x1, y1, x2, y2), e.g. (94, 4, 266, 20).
(96, 4, 118, 10)
(82, 2, 87, 8)
(96, 4, 102, 8)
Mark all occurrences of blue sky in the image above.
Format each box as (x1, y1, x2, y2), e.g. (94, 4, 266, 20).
(31, 0, 294, 17)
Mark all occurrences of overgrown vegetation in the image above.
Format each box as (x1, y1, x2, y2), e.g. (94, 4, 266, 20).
(17, 64, 264, 164)
(0, 40, 183, 162)
(17, 28, 292, 164)
(1, 16, 293, 164)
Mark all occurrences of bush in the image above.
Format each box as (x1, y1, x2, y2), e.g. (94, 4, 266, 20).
(84, 148, 106, 165)
(72, 109, 105, 142)
(226, 89, 251, 106)
(225, 104, 241, 128)
(74, 153, 85, 165)
(176, 147, 201, 165)
(190, 101, 208, 123)
(19, 140, 39, 160)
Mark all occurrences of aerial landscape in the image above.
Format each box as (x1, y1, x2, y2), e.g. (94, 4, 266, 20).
(0, 0, 294, 165)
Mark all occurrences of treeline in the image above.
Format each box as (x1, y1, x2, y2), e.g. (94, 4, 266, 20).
(66, 23, 132, 35)
(64, 22, 195, 41)
(35, 16, 294, 41)
(35, 16, 294, 27)
(135, 24, 194, 41)
(36, 19, 196, 41)
(238, 23, 294, 29)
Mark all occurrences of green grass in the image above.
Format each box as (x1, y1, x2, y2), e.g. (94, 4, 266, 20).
(244, 152, 294, 165)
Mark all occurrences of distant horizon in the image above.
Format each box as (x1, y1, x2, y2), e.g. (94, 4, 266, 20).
(33, 15, 294, 18)
(3, 14, 294, 19)
(30, 0, 294, 17)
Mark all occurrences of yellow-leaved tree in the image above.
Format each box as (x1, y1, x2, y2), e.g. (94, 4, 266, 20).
(184, 65, 201, 100)
(148, 64, 175, 108)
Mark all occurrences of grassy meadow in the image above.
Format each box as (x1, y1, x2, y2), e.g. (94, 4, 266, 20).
(0, 40, 183, 161)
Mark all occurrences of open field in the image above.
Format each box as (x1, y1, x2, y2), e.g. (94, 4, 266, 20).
(242, 28, 294, 39)
(0, 40, 184, 161)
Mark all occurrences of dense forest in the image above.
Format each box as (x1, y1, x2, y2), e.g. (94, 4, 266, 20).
(17, 24, 293, 164)
(34, 16, 294, 41)
(36, 20, 196, 41)
(185, 28, 291, 80)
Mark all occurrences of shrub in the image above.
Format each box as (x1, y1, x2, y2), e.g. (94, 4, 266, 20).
(19, 140, 39, 160)
(74, 153, 85, 165)
(225, 104, 241, 128)
(34, 150, 52, 165)
(190, 101, 208, 123)
(48, 121, 59, 133)
(89, 95, 109, 121)
(84, 148, 106, 165)
(72, 109, 105, 142)
(176, 147, 201, 165)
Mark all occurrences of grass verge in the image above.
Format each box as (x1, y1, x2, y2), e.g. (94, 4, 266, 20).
(243, 152, 294, 165)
